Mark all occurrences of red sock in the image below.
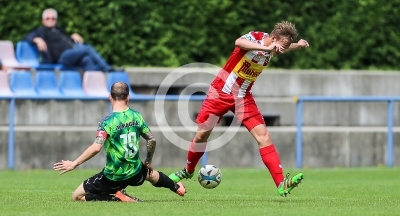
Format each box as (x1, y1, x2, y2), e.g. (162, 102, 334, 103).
(259, 144, 284, 187)
(185, 140, 207, 173)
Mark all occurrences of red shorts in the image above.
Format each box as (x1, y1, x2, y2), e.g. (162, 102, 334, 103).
(196, 89, 265, 131)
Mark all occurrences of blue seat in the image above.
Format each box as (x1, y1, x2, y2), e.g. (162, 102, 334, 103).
(59, 70, 87, 97)
(15, 41, 40, 67)
(107, 72, 135, 95)
(35, 71, 62, 96)
(15, 41, 68, 71)
(9, 71, 37, 96)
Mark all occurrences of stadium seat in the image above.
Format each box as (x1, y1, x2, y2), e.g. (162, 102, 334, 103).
(35, 71, 62, 96)
(15, 41, 40, 67)
(9, 71, 37, 96)
(0, 40, 31, 71)
(0, 72, 13, 96)
(82, 71, 109, 96)
(107, 72, 135, 95)
(59, 70, 86, 97)
(15, 41, 64, 71)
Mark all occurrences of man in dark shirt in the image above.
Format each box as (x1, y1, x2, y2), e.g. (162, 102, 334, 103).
(25, 8, 115, 72)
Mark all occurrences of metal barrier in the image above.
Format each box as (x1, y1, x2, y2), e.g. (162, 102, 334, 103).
(2, 94, 206, 169)
(295, 96, 399, 169)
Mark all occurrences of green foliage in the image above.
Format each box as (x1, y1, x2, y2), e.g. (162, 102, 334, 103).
(0, 0, 399, 69)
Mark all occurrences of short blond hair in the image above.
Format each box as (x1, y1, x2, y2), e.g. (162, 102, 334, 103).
(270, 21, 298, 43)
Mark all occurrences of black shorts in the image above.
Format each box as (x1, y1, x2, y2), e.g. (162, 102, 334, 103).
(83, 163, 149, 194)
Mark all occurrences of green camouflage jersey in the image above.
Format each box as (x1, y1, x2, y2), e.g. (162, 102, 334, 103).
(96, 107, 150, 181)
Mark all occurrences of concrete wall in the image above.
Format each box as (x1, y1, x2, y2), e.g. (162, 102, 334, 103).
(1, 99, 400, 126)
(126, 68, 400, 97)
(1, 127, 399, 170)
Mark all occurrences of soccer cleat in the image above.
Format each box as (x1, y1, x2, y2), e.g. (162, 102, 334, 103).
(168, 167, 194, 183)
(174, 182, 187, 197)
(277, 173, 304, 197)
(115, 189, 142, 202)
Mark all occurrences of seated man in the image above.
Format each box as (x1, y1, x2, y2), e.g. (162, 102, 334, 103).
(25, 8, 118, 72)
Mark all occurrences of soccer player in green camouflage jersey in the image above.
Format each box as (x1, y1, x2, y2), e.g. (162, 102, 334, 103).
(53, 82, 186, 202)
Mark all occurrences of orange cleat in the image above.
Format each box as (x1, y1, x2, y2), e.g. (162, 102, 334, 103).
(175, 182, 186, 197)
(115, 189, 142, 202)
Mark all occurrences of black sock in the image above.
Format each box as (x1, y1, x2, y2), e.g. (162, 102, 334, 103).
(85, 193, 119, 202)
(153, 172, 178, 192)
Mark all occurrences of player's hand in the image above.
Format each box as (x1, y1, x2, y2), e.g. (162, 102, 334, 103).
(144, 162, 154, 177)
(297, 39, 309, 49)
(53, 160, 78, 175)
(265, 42, 285, 54)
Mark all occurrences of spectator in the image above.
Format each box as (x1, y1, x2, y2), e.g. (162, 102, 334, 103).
(25, 8, 119, 72)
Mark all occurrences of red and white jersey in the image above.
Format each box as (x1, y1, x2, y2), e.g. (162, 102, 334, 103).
(211, 31, 272, 97)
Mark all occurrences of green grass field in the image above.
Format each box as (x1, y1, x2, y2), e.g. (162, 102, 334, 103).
(1, 167, 399, 216)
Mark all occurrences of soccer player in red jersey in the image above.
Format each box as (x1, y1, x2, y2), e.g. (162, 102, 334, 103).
(169, 21, 309, 196)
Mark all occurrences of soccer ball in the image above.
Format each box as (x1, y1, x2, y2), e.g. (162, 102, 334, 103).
(197, 165, 222, 189)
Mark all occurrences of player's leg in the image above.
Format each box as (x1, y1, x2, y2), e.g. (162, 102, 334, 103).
(78, 171, 139, 202)
(73, 183, 120, 201)
(247, 123, 304, 196)
(169, 94, 227, 182)
(187, 94, 227, 174)
(144, 166, 186, 196)
(169, 90, 233, 182)
(249, 123, 284, 186)
(240, 97, 303, 196)
(71, 183, 87, 201)
(168, 128, 214, 182)
(238, 96, 284, 186)
(72, 171, 120, 202)
(124, 163, 185, 197)
(189, 129, 214, 171)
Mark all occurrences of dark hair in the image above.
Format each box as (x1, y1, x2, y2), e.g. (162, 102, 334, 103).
(111, 82, 129, 100)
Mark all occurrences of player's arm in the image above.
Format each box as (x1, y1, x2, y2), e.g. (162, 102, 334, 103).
(138, 114, 156, 165)
(235, 38, 277, 52)
(141, 131, 156, 165)
(285, 39, 310, 53)
(71, 134, 105, 167)
(53, 131, 106, 175)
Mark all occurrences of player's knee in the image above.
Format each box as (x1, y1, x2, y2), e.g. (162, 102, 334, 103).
(255, 131, 272, 148)
(193, 134, 208, 143)
(71, 192, 85, 201)
(146, 170, 159, 184)
(71, 194, 80, 201)
(193, 130, 211, 143)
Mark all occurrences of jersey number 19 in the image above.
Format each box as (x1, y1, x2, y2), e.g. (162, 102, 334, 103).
(120, 132, 139, 158)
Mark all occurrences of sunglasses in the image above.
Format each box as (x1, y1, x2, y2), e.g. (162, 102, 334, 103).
(45, 17, 56, 21)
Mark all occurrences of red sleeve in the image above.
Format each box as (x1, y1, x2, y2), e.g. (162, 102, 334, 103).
(241, 31, 266, 42)
(250, 31, 266, 40)
(96, 130, 108, 139)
